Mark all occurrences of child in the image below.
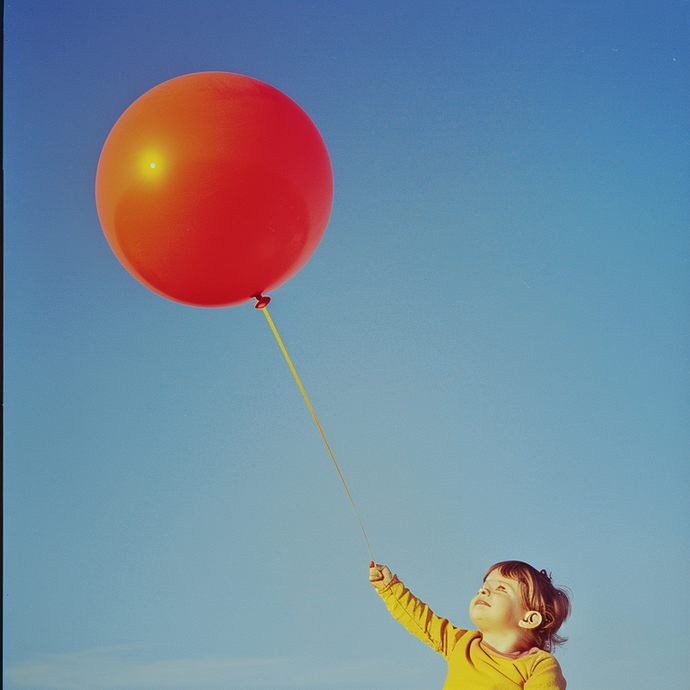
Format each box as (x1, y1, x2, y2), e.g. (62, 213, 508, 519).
(369, 560, 570, 689)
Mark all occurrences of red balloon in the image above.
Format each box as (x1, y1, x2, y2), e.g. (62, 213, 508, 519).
(96, 72, 333, 307)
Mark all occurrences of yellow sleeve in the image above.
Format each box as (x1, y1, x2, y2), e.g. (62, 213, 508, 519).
(524, 653, 567, 690)
(377, 577, 465, 657)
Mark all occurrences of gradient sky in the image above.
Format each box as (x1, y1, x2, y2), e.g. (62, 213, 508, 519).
(4, 2, 689, 689)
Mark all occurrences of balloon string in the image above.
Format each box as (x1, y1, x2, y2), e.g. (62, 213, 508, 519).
(260, 306, 374, 562)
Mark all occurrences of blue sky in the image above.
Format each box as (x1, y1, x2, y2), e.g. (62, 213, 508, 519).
(4, 2, 689, 689)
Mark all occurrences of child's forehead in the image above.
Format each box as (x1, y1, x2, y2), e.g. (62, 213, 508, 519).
(484, 569, 519, 587)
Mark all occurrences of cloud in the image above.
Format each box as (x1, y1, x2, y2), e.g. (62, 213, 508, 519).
(6, 646, 417, 690)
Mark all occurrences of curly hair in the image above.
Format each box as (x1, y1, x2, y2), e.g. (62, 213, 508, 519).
(485, 560, 571, 653)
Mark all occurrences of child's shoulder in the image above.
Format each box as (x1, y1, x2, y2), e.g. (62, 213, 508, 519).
(519, 648, 565, 682)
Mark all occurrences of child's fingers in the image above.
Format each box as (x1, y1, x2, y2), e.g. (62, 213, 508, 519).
(369, 568, 384, 582)
(369, 562, 383, 580)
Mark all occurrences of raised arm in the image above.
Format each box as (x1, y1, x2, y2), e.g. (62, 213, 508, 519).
(369, 562, 464, 657)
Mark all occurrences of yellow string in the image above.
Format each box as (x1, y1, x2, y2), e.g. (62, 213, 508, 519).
(261, 306, 374, 562)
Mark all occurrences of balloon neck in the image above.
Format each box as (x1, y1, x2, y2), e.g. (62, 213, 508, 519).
(254, 294, 271, 309)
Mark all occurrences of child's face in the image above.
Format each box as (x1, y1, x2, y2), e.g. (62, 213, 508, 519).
(469, 569, 531, 636)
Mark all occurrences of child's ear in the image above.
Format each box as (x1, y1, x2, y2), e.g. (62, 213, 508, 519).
(518, 611, 543, 630)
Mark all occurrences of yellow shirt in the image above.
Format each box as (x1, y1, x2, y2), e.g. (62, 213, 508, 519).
(378, 578, 566, 689)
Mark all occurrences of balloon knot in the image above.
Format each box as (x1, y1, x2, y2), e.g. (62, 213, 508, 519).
(254, 294, 271, 309)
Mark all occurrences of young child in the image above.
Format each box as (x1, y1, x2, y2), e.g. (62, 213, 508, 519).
(369, 560, 570, 689)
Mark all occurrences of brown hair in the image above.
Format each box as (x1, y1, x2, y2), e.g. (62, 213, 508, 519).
(485, 561, 571, 652)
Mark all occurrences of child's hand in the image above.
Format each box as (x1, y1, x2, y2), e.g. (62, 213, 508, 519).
(369, 561, 393, 590)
